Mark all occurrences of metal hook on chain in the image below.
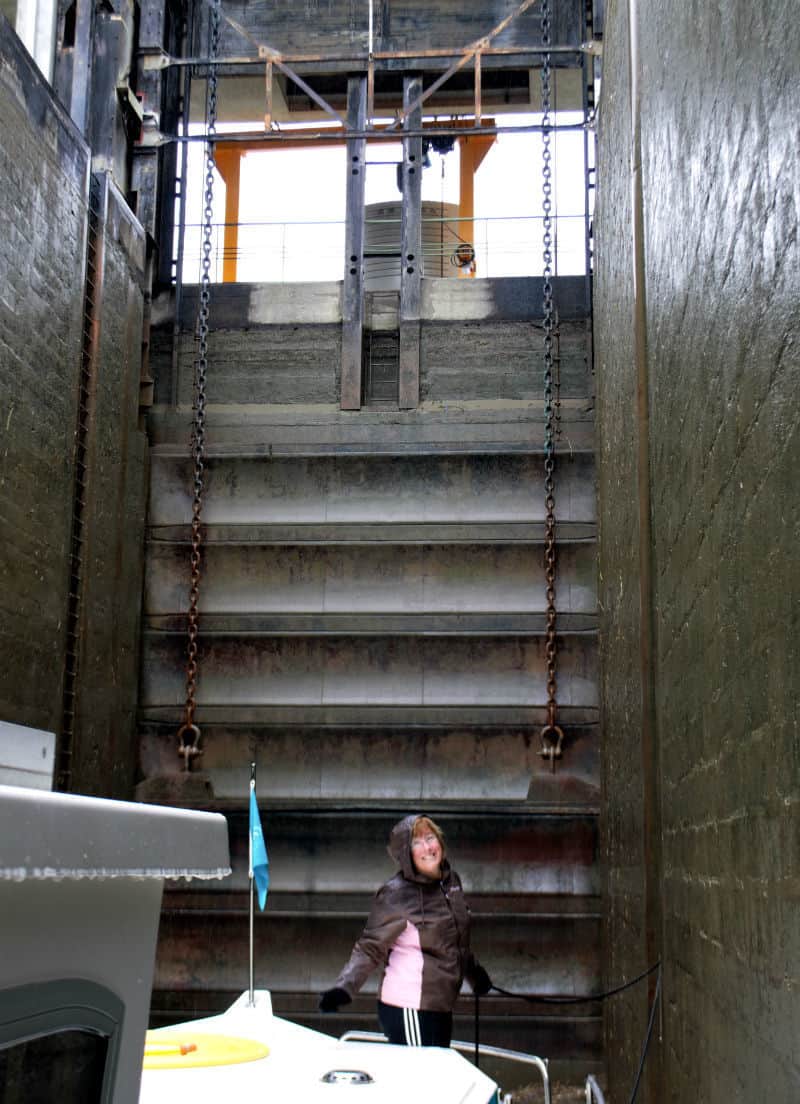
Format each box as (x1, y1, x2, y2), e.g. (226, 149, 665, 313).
(177, 0, 220, 771)
(540, 723, 564, 773)
(539, 0, 562, 775)
(177, 723, 203, 773)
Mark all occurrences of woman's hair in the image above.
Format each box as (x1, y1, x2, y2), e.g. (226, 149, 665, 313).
(412, 815, 446, 853)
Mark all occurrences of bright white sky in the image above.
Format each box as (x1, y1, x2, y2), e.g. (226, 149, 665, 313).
(182, 112, 592, 282)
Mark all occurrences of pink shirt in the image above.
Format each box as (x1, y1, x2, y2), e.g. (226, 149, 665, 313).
(380, 921, 424, 1009)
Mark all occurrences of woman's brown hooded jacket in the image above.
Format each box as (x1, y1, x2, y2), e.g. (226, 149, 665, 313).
(333, 814, 482, 1013)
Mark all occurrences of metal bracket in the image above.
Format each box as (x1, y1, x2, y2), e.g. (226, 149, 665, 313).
(116, 83, 144, 141)
(136, 116, 167, 148)
(140, 47, 172, 72)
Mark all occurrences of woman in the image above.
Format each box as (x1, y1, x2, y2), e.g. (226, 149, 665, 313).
(319, 813, 491, 1047)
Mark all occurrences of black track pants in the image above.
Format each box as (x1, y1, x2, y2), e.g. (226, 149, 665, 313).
(377, 1000, 453, 1047)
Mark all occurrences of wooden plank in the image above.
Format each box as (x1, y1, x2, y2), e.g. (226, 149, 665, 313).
(399, 74, 422, 409)
(341, 76, 367, 409)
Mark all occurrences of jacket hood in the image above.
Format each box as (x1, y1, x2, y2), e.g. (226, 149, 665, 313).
(387, 814, 448, 882)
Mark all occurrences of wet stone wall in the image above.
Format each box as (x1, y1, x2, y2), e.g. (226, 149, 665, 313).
(592, 2, 652, 1097)
(71, 178, 149, 798)
(0, 18, 149, 798)
(595, 0, 800, 1100)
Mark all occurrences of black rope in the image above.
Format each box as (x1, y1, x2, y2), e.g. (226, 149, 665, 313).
(489, 960, 661, 1005)
(473, 963, 662, 1104)
(627, 966, 661, 1104)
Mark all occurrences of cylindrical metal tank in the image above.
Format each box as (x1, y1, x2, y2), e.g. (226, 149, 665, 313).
(364, 201, 462, 290)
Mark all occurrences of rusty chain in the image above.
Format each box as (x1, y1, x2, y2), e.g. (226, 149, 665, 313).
(539, 0, 563, 771)
(177, 0, 220, 772)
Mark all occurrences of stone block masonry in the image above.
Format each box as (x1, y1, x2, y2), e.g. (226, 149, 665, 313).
(0, 17, 90, 737)
(0, 18, 149, 798)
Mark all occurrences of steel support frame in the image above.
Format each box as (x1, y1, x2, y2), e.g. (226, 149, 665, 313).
(57, 0, 94, 135)
(142, 42, 582, 73)
(131, 0, 169, 243)
(140, 0, 586, 143)
(132, 0, 192, 290)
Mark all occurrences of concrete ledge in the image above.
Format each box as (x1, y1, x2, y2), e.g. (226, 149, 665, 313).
(148, 452, 596, 527)
(147, 521, 597, 544)
(421, 276, 590, 321)
(141, 632, 598, 711)
(160, 889, 603, 916)
(144, 541, 596, 617)
(176, 281, 342, 327)
(139, 704, 599, 727)
(138, 722, 599, 807)
(169, 277, 589, 328)
(147, 400, 595, 453)
(152, 910, 601, 999)
(143, 612, 598, 635)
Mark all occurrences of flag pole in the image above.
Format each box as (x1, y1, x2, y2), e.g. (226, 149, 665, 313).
(248, 760, 256, 1007)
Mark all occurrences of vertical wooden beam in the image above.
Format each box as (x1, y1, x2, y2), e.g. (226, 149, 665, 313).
(341, 76, 367, 410)
(367, 57, 375, 121)
(264, 60, 274, 129)
(474, 50, 483, 126)
(399, 73, 422, 410)
(215, 148, 241, 284)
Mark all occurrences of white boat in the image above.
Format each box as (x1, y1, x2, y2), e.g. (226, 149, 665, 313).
(139, 990, 508, 1104)
(0, 783, 551, 1104)
(0, 783, 229, 1104)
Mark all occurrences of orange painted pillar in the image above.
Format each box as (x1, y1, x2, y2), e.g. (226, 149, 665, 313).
(458, 138, 476, 277)
(215, 149, 242, 284)
(457, 135, 495, 277)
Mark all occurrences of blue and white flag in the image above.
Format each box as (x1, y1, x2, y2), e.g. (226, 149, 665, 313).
(249, 787, 269, 910)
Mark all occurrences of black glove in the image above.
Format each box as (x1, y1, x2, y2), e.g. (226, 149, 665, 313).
(470, 964, 492, 997)
(319, 987, 352, 1013)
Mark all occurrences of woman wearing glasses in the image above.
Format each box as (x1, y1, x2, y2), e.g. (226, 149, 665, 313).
(319, 813, 491, 1047)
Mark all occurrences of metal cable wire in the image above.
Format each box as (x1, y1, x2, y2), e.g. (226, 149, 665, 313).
(490, 960, 662, 1004)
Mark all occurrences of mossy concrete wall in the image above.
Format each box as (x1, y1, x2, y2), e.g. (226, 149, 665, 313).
(595, 0, 799, 1100)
